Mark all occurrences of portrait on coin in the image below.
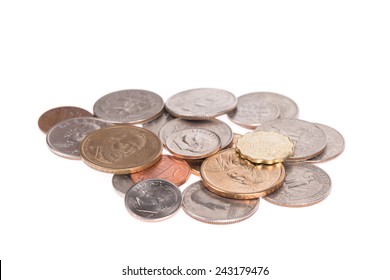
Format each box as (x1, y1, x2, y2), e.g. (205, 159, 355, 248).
(173, 132, 208, 153)
(132, 188, 176, 216)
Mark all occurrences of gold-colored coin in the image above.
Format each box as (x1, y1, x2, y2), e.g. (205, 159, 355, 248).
(227, 133, 242, 149)
(80, 125, 162, 174)
(200, 149, 285, 199)
(236, 131, 294, 164)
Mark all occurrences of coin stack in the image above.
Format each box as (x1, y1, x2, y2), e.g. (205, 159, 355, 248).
(39, 88, 345, 224)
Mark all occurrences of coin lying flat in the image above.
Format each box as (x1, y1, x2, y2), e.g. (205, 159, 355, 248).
(93, 89, 164, 124)
(80, 125, 162, 174)
(249, 92, 299, 119)
(112, 174, 134, 197)
(201, 149, 286, 199)
(263, 163, 331, 207)
(125, 179, 182, 221)
(165, 88, 237, 120)
(142, 110, 175, 137)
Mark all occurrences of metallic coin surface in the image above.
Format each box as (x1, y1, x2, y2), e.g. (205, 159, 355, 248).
(255, 119, 327, 162)
(38, 106, 93, 133)
(159, 118, 233, 149)
(93, 89, 164, 124)
(263, 163, 331, 207)
(307, 123, 345, 163)
(130, 155, 191, 186)
(186, 159, 203, 176)
(46, 117, 112, 159)
(201, 149, 285, 199)
(80, 125, 162, 174)
(227, 133, 243, 149)
(236, 131, 294, 164)
(112, 174, 134, 197)
(142, 110, 175, 136)
(125, 179, 182, 221)
(165, 88, 237, 120)
(249, 92, 299, 119)
(166, 128, 221, 160)
(182, 181, 259, 224)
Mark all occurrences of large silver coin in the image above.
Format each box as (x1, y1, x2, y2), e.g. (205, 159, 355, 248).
(93, 89, 164, 124)
(165, 88, 237, 120)
(46, 117, 112, 159)
(249, 92, 299, 119)
(255, 119, 327, 161)
(159, 118, 233, 149)
(263, 163, 331, 207)
(112, 174, 134, 197)
(142, 110, 175, 136)
(125, 179, 182, 221)
(182, 181, 259, 224)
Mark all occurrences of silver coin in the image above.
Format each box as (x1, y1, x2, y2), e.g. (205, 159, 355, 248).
(112, 174, 134, 197)
(182, 181, 259, 224)
(255, 119, 327, 161)
(142, 110, 175, 136)
(159, 118, 233, 149)
(307, 123, 345, 163)
(263, 163, 331, 207)
(125, 179, 182, 221)
(165, 88, 237, 120)
(46, 117, 112, 159)
(249, 92, 299, 119)
(93, 89, 164, 124)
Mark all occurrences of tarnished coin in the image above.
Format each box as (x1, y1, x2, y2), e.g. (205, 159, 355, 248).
(201, 149, 286, 199)
(80, 125, 162, 174)
(182, 181, 259, 224)
(263, 163, 331, 207)
(165, 88, 237, 120)
(142, 110, 175, 136)
(38, 106, 93, 133)
(307, 123, 345, 163)
(112, 174, 134, 197)
(236, 131, 294, 164)
(227, 133, 242, 149)
(125, 179, 182, 221)
(130, 155, 191, 187)
(93, 89, 164, 124)
(255, 119, 327, 162)
(159, 118, 233, 149)
(46, 117, 112, 159)
(186, 159, 203, 176)
(166, 128, 221, 160)
(249, 92, 299, 119)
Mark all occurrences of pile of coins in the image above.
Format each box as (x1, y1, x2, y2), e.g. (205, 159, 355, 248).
(39, 88, 344, 224)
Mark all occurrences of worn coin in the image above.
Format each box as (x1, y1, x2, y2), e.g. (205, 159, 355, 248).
(165, 88, 237, 120)
(182, 181, 259, 224)
(248, 92, 299, 119)
(93, 89, 164, 124)
(125, 179, 182, 221)
(80, 125, 162, 174)
(112, 174, 134, 197)
(142, 110, 175, 136)
(263, 163, 331, 207)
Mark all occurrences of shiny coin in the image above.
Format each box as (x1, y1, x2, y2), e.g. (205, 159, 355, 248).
(46, 117, 112, 159)
(182, 181, 259, 224)
(112, 174, 134, 197)
(142, 110, 175, 137)
(166, 128, 221, 160)
(263, 163, 331, 207)
(236, 131, 294, 164)
(93, 89, 164, 124)
(80, 125, 162, 174)
(249, 92, 299, 119)
(201, 149, 285, 199)
(125, 179, 182, 221)
(227, 133, 243, 149)
(165, 88, 237, 120)
(255, 119, 327, 162)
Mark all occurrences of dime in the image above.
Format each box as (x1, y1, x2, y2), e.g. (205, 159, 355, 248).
(165, 128, 221, 160)
(142, 110, 175, 136)
(38, 106, 93, 133)
(46, 117, 112, 159)
(227, 133, 242, 149)
(112, 174, 134, 197)
(248, 92, 299, 119)
(255, 119, 327, 162)
(200, 149, 285, 199)
(236, 131, 294, 164)
(125, 179, 182, 221)
(93, 89, 164, 124)
(165, 88, 237, 120)
(263, 163, 331, 207)
(130, 155, 191, 186)
(80, 125, 162, 174)
(182, 181, 259, 224)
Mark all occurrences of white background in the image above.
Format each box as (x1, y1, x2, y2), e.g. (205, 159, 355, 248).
(1, 1, 389, 279)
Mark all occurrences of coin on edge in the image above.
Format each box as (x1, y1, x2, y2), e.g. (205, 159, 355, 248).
(112, 174, 134, 197)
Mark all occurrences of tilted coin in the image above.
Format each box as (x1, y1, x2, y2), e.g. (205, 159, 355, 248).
(185, 159, 204, 176)
(255, 119, 327, 162)
(200, 149, 286, 199)
(93, 89, 164, 124)
(80, 125, 162, 174)
(263, 163, 331, 207)
(112, 174, 134, 197)
(165, 88, 237, 120)
(125, 179, 182, 221)
(46, 117, 112, 159)
(165, 128, 221, 160)
(182, 181, 259, 224)
(236, 131, 294, 164)
(248, 92, 299, 119)
(227, 133, 242, 149)
(142, 110, 175, 137)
